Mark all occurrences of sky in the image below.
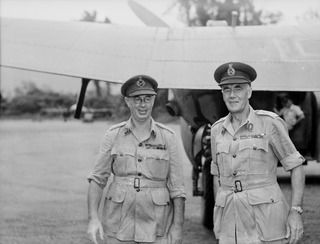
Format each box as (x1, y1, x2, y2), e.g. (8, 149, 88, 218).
(0, 0, 181, 26)
(1, 0, 319, 25)
(1, 0, 320, 96)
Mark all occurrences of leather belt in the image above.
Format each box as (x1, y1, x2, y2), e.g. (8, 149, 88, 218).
(113, 176, 167, 188)
(220, 178, 277, 193)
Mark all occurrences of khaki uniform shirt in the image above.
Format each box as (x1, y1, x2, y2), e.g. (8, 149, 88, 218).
(210, 107, 304, 244)
(88, 118, 186, 242)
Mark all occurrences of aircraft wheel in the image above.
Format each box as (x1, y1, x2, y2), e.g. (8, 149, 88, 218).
(202, 158, 214, 230)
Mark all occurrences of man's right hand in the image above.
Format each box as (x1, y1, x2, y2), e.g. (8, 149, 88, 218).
(87, 218, 104, 244)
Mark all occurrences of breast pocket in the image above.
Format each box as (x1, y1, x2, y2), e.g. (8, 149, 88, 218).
(103, 185, 127, 234)
(239, 138, 269, 173)
(249, 138, 269, 160)
(216, 142, 230, 175)
(247, 185, 289, 241)
(111, 146, 135, 175)
(145, 149, 169, 179)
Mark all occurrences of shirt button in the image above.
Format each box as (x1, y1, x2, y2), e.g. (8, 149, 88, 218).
(233, 137, 237, 141)
(233, 154, 237, 158)
(138, 159, 142, 162)
(138, 143, 143, 147)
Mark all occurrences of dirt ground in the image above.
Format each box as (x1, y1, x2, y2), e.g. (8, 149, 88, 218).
(0, 120, 319, 244)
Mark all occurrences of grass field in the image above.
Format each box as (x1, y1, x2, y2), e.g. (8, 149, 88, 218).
(0, 120, 319, 244)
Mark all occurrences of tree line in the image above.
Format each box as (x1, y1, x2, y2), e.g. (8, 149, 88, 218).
(0, 81, 169, 121)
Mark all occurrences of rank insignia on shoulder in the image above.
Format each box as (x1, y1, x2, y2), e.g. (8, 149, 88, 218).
(145, 143, 166, 150)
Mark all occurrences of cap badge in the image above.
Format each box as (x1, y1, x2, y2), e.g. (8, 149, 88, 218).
(227, 64, 235, 76)
(136, 76, 145, 87)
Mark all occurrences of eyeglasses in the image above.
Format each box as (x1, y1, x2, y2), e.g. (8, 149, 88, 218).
(129, 95, 154, 105)
(221, 86, 245, 96)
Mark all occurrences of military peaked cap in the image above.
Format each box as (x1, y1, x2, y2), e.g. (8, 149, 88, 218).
(214, 62, 257, 86)
(121, 75, 158, 97)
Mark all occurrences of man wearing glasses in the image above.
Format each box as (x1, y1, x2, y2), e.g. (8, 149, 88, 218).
(210, 62, 305, 244)
(87, 75, 186, 244)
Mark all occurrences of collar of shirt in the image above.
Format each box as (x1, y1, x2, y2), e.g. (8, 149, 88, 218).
(222, 106, 255, 136)
(123, 117, 157, 138)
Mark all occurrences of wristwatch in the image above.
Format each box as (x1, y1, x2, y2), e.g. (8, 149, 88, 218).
(291, 206, 303, 215)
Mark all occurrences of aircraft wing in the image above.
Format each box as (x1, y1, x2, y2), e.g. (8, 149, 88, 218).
(1, 17, 320, 91)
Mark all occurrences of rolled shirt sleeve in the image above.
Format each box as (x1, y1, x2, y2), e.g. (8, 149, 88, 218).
(270, 117, 305, 171)
(87, 129, 118, 188)
(166, 132, 186, 199)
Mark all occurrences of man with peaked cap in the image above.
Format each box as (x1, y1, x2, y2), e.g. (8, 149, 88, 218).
(210, 62, 305, 244)
(87, 75, 186, 244)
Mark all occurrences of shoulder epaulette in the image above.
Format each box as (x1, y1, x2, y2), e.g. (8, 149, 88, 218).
(255, 110, 279, 119)
(155, 122, 174, 134)
(212, 116, 227, 128)
(109, 121, 126, 131)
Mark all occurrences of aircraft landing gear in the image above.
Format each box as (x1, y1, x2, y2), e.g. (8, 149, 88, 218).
(192, 124, 214, 230)
(202, 158, 214, 229)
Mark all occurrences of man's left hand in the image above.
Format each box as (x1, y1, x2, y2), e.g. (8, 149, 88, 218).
(169, 224, 183, 244)
(286, 210, 303, 244)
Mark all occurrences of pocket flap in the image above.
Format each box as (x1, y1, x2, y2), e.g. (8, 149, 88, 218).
(215, 190, 229, 207)
(238, 140, 252, 151)
(216, 142, 230, 154)
(106, 185, 126, 203)
(111, 146, 135, 157)
(147, 149, 169, 160)
(239, 139, 268, 152)
(252, 139, 268, 152)
(151, 189, 170, 205)
(247, 185, 280, 205)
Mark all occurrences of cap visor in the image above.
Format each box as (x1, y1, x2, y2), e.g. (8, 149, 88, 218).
(219, 78, 251, 86)
(128, 90, 157, 96)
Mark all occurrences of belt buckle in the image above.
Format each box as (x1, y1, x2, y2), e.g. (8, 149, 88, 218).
(134, 178, 140, 189)
(234, 180, 242, 193)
